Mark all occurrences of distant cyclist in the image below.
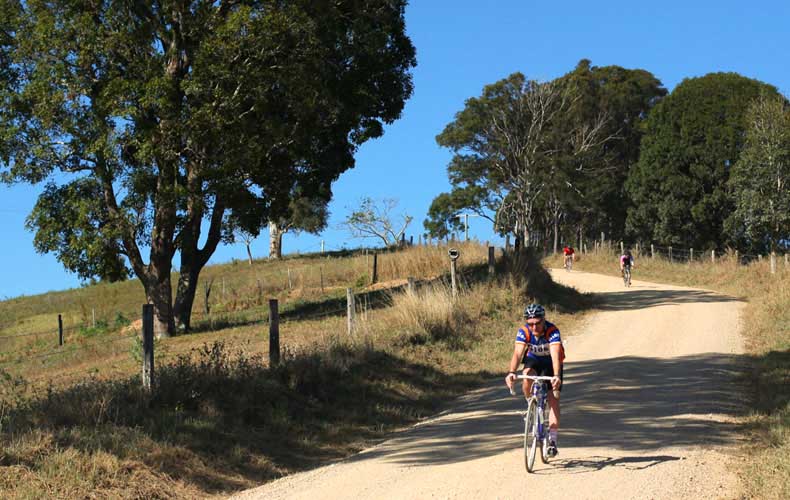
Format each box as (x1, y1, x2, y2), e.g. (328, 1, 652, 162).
(620, 249, 635, 281)
(505, 303, 564, 457)
(562, 246, 575, 270)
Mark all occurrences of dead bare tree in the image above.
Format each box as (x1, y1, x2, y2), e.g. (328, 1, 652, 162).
(342, 197, 413, 247)
(488, 79, 614, 246)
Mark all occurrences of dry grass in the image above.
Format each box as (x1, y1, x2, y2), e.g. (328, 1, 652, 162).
(545, 246, 790, 499)
(0, 244, 598, 498)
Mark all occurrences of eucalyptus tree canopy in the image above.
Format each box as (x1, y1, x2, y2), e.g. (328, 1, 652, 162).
(0, 0, 416, 335)
(725, 94, 790, 253)
(428, 61, 661, 246)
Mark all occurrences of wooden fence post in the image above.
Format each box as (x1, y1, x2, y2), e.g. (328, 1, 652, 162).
(142, 304, 154, 391)
(58, 314, 63, 346)
(488, 246, 495, 278)
(407, 277, 416, 295)
(346, 288, 355, 336)
(449, 255, 459, 299)
(269, 299, 280, 366)
(371, 253, 378, 285)
(651, 244, 655, 259)
(669, 246, 673, 262)
(690, 248, 694, 263)
(735, 250, 739, 265)
(770, 252, 776, 274)
(711, 250, 716, 264)
(620, 241, 624, 254)
(287, 268, 292, 290)
(320, 266, 324, 293)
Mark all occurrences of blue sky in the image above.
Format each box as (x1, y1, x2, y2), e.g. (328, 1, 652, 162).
(1, 0, 788, 300)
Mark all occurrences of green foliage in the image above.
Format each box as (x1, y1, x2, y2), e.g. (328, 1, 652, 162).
(559, 60, 667, 241)
(725, 94, 790, 253)
(354, 273, 370, 288)
(626, 73, 780, 249)
(79, 319, 108, 338)
(429, 60, 666, 245)
(0, 0, 416, 332)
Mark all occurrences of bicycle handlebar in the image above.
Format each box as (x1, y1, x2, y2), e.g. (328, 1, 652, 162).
(507, 374, 556, 395)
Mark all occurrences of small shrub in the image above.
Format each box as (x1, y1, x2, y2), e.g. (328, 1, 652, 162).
(113, 312, 130, 329)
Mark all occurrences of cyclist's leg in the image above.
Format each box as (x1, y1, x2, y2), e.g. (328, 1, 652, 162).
(545, 364, 562, 432)
(521, 356, 541, 399)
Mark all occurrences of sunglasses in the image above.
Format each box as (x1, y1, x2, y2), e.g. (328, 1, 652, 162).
(526, 320, 543, 327)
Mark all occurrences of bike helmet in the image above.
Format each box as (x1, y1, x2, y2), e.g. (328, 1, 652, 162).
(523, 303, 545, 319)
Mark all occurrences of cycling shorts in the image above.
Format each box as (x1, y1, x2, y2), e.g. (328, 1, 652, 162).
(522, 355, 564, 392)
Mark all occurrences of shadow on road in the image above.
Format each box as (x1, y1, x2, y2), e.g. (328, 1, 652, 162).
(594, 288, 742, 311)
(352, 353, 746, 468)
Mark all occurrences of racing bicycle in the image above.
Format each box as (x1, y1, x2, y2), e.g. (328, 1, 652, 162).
(623, 265, 632, 287)
(509, 374, 555, 472)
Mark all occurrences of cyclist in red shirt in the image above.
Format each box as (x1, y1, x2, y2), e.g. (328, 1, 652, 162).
(562, 246, 575, 270)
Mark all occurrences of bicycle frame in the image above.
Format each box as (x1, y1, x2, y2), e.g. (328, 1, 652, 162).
(509, 374, 554, 471)
(515, 375, 552, 435)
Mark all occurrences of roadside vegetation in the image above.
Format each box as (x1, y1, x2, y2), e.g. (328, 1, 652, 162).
(546, 248, 789, 500)
(0, 243, 593, 498)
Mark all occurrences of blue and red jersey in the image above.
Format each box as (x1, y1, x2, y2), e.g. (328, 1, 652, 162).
(516, 320, 565, 362)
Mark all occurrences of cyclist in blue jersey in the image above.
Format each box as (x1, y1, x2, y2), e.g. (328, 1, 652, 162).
(505, 303, 565, 457)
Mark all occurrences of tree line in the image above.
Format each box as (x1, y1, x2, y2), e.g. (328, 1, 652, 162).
(425, 60, 789, 257)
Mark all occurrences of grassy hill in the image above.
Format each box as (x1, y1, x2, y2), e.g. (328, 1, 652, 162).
(2, 242, 597, 497)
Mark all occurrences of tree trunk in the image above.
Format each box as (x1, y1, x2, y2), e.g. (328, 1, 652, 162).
(269, 222, 284, 259)
(145, 273, 175, 338)
(174, 266, 200, 331)
(553, 217, 559, 254)
(173, 196, 225, 332)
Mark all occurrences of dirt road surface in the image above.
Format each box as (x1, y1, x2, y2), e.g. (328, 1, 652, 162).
(233, 270, 746, 500)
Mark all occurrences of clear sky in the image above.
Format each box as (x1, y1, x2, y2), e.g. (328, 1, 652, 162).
(1, 0, 788, 300)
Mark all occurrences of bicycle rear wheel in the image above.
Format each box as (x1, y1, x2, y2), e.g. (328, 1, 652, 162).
(524, 399, 538, 472)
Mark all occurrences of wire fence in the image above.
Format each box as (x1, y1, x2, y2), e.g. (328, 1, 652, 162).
(587, 240, 787, 269)
(0, 245, 489, 371)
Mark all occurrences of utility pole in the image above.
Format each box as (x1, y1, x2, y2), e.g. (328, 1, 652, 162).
(455, 213, 481, 242)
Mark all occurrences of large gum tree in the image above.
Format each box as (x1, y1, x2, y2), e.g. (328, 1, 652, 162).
(0, 0, 415, 336)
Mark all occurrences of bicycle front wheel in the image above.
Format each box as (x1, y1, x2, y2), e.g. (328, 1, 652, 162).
(524, 399, 539, 473)
(540, 404, 551, 464)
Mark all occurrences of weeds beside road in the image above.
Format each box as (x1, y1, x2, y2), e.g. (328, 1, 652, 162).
(0, 246, 593, 498)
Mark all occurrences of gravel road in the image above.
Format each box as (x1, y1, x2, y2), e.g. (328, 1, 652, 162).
(233, 270, 746, 500)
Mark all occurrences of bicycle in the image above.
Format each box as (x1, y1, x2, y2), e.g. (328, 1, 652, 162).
(622, 265, 632, 287)
(509, 374, 555, 472)
(564, 255, 573, 272)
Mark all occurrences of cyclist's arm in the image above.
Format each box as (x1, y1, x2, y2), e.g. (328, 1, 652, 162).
(508, 342, 527, 373)
(549, 342, 562, 388)
(505, 342, 527, 388)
